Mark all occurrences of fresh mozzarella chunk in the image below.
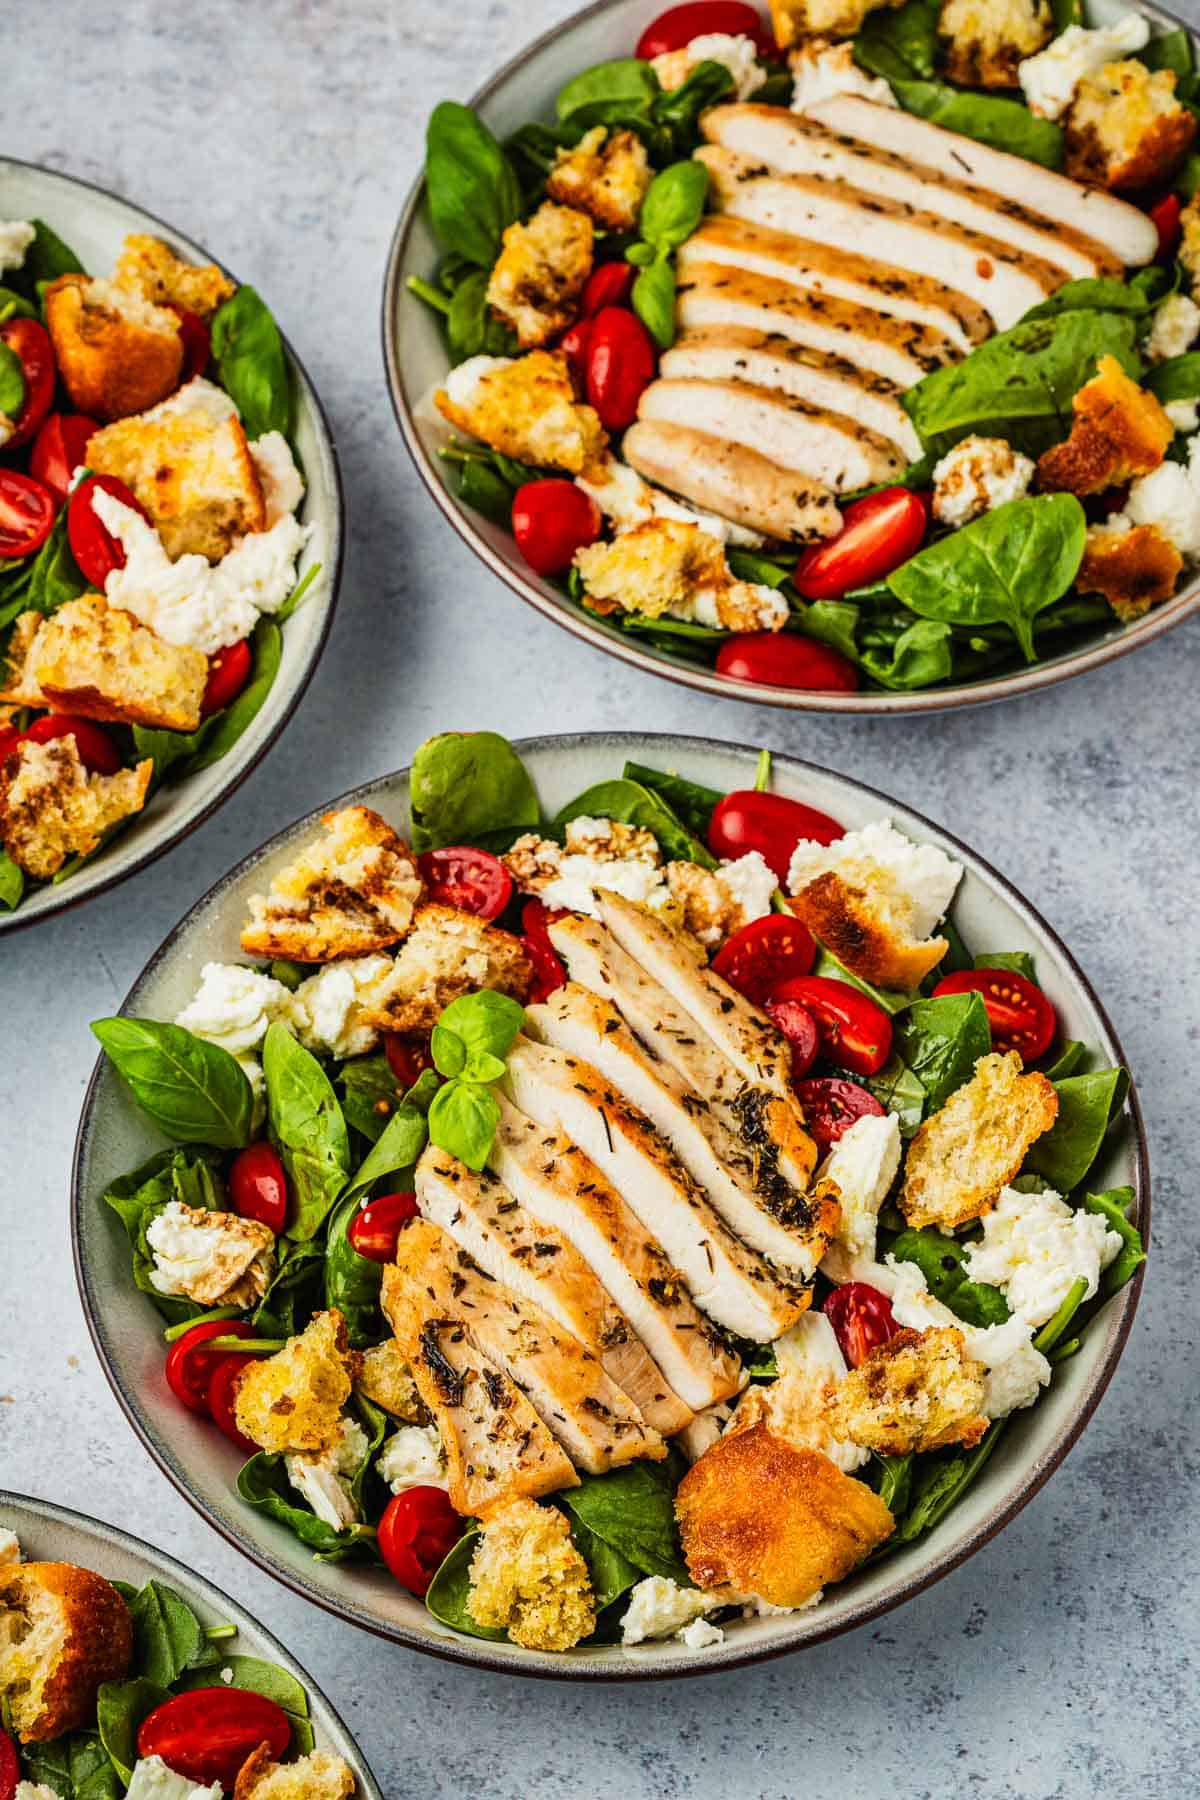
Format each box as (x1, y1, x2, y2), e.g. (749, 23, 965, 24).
(932, 435, 1035, 529)
(251, 429, 306, 526)
(621, 1576, 716, 1644)
(678, 1616, 725, 1649)
(286, 954, 395, 1059)
(146, 1200, 275, 1307)
(377, 1422, 448, 1494)
(0, 219, 35, 275)
(123, 1756, 222, 1800)
(716, 852, 777, 926)
(16, 1785, 65, 1800)
(176, 960, 292, 1056)
(1166, 400, 1199, 434)
(653, 33, 767, 102)
(881, 1254, 1051, 1416)
(0, 1530, 20, 1565)
(740, 1310, 869, 1474)
(1121, 435, 1200, 557)
(962, 1184, 1122, 1328)
(819, 1111, 902, 1280)
(788, 818, 962, 941)
(1018, 13, 1150, 119)
(790, 39, 896, 111)
(507, 816, 672, 918)
(144, 375, 239, 424)
(285, 1415, 369, 1530)
(1147, 293, 1200, 364)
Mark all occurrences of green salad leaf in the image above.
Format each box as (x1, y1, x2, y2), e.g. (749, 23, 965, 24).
(263, 1022, 350, 1239)
(555, 775, 716, 867)
(559, 1458, 691, 1584)
(1024, 1067, 1127, 1192)
(1145, 351, 1200, 403)
(974, 950, 1038, 985)
(424, 1530, 505, 1640)
(324, 1192, 384, 1346)
(426, 101, 523, 267)
(621, 761, 723, 841)
(410, 729, 540, 853)
(91, 1018, 253, 1149)
(1083, 1185, 1146, 1297)
(890, 1421, 1007, 1544)
(1021, 268, 1168, 322)
(887, 1226, 1010, 1327)
(866, 1052, 927, 1136)
(0, 339, 25, 418)
(895, 990, 991, 1116)
(557, 58, 661, 130)
(237, 1451, 380, 1562)
(210, 286, 292, 440)
(104, 1147, 227, 1324)
(175, 1654, 314, 1755)
(0, 850, 23, 912)
(860, 618, 953, 691)
(889, 80, 1063, 167)
(428, 1078, 501, 1172)
(340, 1073, 434, 1206)
(126, 1579, 211, 1687)
(96, 1678, 170, 1784)
(25, 510, 88, 614)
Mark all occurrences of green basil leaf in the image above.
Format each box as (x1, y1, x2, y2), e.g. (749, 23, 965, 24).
(437, 989, 525, 1064)
(185, 616, 282, 773)
(557, 58, 660, 127)
(410, 729, 539, 853)
(426, 101, 523, 268)
(262, 1021, 350, 1239)
(886, 1225, 1010, 1327)
(861, 617, 953, 690)
(895, 991, 991, 1116)
(639, 161, 709, 253)
(632, 253, 677, 349)
(431, 1024, 467, 1078)
(210, 285, 292, 439)
(96, 1678, 170, 1783)
(560, 1458, 690, 1583)
(424, 1529, 506, 1639)
(91, 1017, 253, 1148)
(555, 775, 715, 867)
(0, 850, 23, 911)
(428, 1078, 500, 1172)
(0, 339, 25, 418)
(341, 1089, 430, 1205)
(1025, 1068, 1127, 1193)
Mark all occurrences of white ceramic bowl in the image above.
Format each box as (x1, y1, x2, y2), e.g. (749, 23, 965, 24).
(71, 733, 1148, 1677)
(0, 157, 343, 931)
(0, 1490, 382, 1794)
(382, 0, 1200, 714)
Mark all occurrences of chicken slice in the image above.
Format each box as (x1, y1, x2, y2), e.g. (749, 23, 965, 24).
(621, 419, 841, 543)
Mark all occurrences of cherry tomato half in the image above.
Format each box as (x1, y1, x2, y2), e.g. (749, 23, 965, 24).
(767, 974, 892, 1077)
(22, 712, 121, 775)
(823, 1282, 897, 1368)
(167, 303, 211, 381)
(67, 473, 149, 590)
(521, 898, 568, 1001)
(201, 638, 253, 716)
(165, 1319, 255, 1416)
(378, 1486, 463, 1597)
(206, 1354, 259, 1455)
(585, 306, 657, 433)
(1150, 191, 1182, 258)
(137, 1688, 291, 1790)
(793, 487, 929, 601)
(712, 913, 816, 1005)
(229, 1141, 288, 1233)
(1, 1726, 20, 1800)
(348, 1191, 419, 1263)
(29, 412, 98, 502)
(0, 469, 55, 559)
(763, 995, 819, 1078)
(522, 897, 568, 943)
(636, 1, 775, 59)
(384, 1033, 433, 1089)
(512, 478, 601, 577)
(559, 318, 593, 389)
(582, 261, 636, 316)
(709, 788, 843, 882)
(793, 1075, 884, 1153)
(932, 967, 1056, 1062)
(418, 844, 513, 919)
(0, 318, 55, 449)
(715, 632, 859, 692)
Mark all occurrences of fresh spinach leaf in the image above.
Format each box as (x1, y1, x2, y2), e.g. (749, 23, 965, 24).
(853, 0, 939, 81)
(252, 1237, 325, 1337)
(812, 946, 913, 1013)
(96, 1678, 170, 1783)
(1140, 27, 1193, 76)
(725, 548, 793, 589)
(861, 617, 953, 690)
(800, 599, 861, 662)
(24, 1728, 121, 1800)
(210, 286, 292, 440)
(1024, 1067, 1127, 1193)
(273, 559, 322, 625)
(1021, 270, 1168, 322)
(446, 266, 518, 363)
(175, 1653, 313, 1754)
(557, 59, 660, 130)
(874, 1452, 913, 1517)
(621, 761, 723, 841)
(457, 455, 517, 525)
(338, 1052, 402, 1143)
(25, 510, 88, 614)
(324, 1193, 384, 1346)
(426, 101, 523, 267)
(0, 339, 25, 417)
(560, 1458, 690, 1583)
(555, 775, 716, 867)
(1043, 1039, 1087, 1082)
(0, 851, 23, 911)
(974, 950, 1037, 984)
(887, 1226, 1010, 1326)
(236, 1453, 379, 1561)
(890, 1420, 1006, 1544)
(186, 616, 282, 772)
(424, 1529, 505, 1639)
(651, 58, 735, 145)
(866, 1052, 927, 1137)
(895, 991, 991, 1115)
(341, 1084, 431, 1205)
(1145, 351, 1200, 403)
(127, 1579, 207, 1686)
(91, 1017, 253, 1148)
(11, 219, 86, 300)
(410, 730, 539, 853)
(428, 1078, 500, 1172)
(262, 1021, 350, 1239)
(564, 1508, 641, 1613)
(1084, 1185, 1146, 1296)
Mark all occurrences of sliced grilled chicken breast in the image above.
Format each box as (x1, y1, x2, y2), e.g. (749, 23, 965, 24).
(681, 216, 989, 350)
(698, 147, 1063, 328)
(506, 1035, 808, 1340)
(415, 1148, 694, 1436)
(807, 94, 1159, 268)
(701, 104, 1120, 282)
(660, 330, 922, 462)
(489, 1096, 744, 1411)
(621, 419, 841, 542)
(383, 1221, 662, 1473)
(638, 377, 903, 491)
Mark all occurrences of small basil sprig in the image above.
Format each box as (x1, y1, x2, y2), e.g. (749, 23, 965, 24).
(427, 989, 525, 1170)
(210, 285, 291, 440)
(626, 161, 709, 349)
(91, 1018, 253, 1149)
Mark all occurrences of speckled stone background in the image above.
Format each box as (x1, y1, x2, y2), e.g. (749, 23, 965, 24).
(2, 3, 1198, 1794)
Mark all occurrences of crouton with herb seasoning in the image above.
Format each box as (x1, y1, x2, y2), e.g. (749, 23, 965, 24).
(1065, 58, 1196, 192)
(900, 1051, 1058, 1232)
(233, 1310, 360, 1457)
(357, 1338, 424, 1423)
(1036, 355, 1172, 497)
(435, 350, 608, 476)
(362, 903, 533, 1035)
(240, 807, 424, 963)
(0, 738, 151, 881)
(0, 1561, 132, 1744)
(467, 1497, 596, 1651)
(18, 596, 209, 734)
(44, 272, 183, 421)
(768, 0, 902, 50)
(938, 0, 1052, 89)
(573, 517, 788, 632)
(233, 1745, 357, 1800)
(1078, 520, 1183, 621)
(485, 202, 594, 349)
(828, 1326, 989, 1455)
(546, 128, 652, 232)
(112, 233, 235, 320)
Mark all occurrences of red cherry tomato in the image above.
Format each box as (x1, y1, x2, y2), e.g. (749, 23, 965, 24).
(29, 412, 99, 501)
(636, 1, 775, 59)
(417, 844, 513, 919)
(716, 631, 858, 692)
(384, 1033, 433, 1089)
(711, 913, 816, 1005)
(206, 1354, 259, 1455)
(166, 303, 211, 381)
(201, 638, 253, 716)
(766, 974, 892, 1077)
(585, 306, 657, 432)
(709, 789, 843, 882)
(1, 1726, 20, 1800)
(378, 1486, 463, 1596)
(521, 898, 568, 1001)
(823, 1282, 897, 1368)
(582, 261, 636, 316)
(1150, 191, 1182, 258)
(137, 1688, 290, 1790)
(165, 1319, 255, 1416)
(0, 318, 55, 449)
(0, 469, 55, 558)
(763, 995, 819, 1078)
(22, 712, 122, 774)
(229, 1141, 288, 1233)
(793, 487, 929, 601)
(348, 1191, 419, 1263)
(67, 473, 150, 589)
(0, 727, 19, 764)
(559, 318, 594, 389)
(932, 967, 1056, 1062)
(522, 898, 568, 943)
(793, 1075, 884, 1153)
(512, 478, 601, 577)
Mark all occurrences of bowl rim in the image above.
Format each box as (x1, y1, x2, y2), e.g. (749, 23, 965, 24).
(380, 0, 1200, 716)
(0, 1488, 384, 1795)
(71, 730, 1150, 1680)
(0, 152, 346, 934)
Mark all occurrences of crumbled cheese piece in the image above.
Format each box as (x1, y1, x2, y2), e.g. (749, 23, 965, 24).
(678, 1616, 725, 1649)
(882, 1255, 1050, 1416)
(146, 1200, 275, 1307)
(122, 1754, 222, 1799)
(1119, 433, 1200, 557)
(285, 1415, 369, 1530)
(220, 1666, 234, 1684)
(144, 375, 239, 424)
(251, 429, 306, 526)
(819, 1111, 902, 1281)
(15, 1785, 64, 1800)
(176, 960, 292, 1056)
(1166, 400, 1199, 434)
(715, 851, 777, 927)
(513, 815, 670, 918)
(790, 39, 897, 111)
(377, 1422, 448, 1494)
(788, 817, 962, 941)
(0, 219, 35, 275)
(652, 32, 767, 101)
(0, 1529, 20, 1565)
(962, 1184, 1122, 1328)
(1018, 13, 1150, 119)
(577, 455, 765, 547)
(932, 435, 1036, 529)
(1147, 293, 1200, 364)
(286, 954, 395, 1059)
(622, 1576, 716, 1644)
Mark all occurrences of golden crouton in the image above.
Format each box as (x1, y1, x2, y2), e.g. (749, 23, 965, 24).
(829, 1327, 989, 1455)
(240, 807, 424, 962)
(1078, 521, 1183, 622)
(0, 738, 152, 880)
(233, 1310, 360, 1456)
(788, 872, 944, 994)
(546, 128, 652, 233)
(900, 1050, 1059, 1231)
(113, 233, 235, 320)
(1036, 355, 1172, 496)
(357, 1337, 424, 1423)
(0, 1560, 132, 1743)
(467, 1498, 596, 1652)
(234, 1743, 356, 1800)
(574, 517, 777, 630)
(44, 273, 183, 422)
(1180, 193, 1200, 295)
(1065, 59, 1196, 192)
(22, 596, 208, 733)
(938, 0, 1051, 88)
(87, 401, 265, 562)
(435, 350, 608, 477)
(486, 203, 594, 350)
(0, 612, 46, 707)
(675, 1422, 894, 1608)
(362, 903, 533, 1035)
(769, 0, 901, 50)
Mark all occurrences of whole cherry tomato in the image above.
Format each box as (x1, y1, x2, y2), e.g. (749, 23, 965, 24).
(793, 487, 929, 601)
(0, 318, 55, 448)
(348, 1191, 419, 1263)
(1, 1726, 20, 1800)
(137, 1688, 291, 1790)
(512, 479, 601, 576)
(417, 844, 513, 919)
(793, 1075, 884, 1153)
(229, 1141, 289, 1233)
(166, 303, 211, 381)
(201, 638, 253, 716)
(582, 262, 636, 316)
(823, 1282, 897, 1368)
(767, 974, 892, 1077)
(29, 412, 98, 501)
(932, 967, 1056, 1062)
(206, 1354, 259, 1455)
(384, 1033, 433, 1089)
(716, 631, 859, 691)
(762, 995, 820, 1077)
(559, 319, 593, 390)
(711, 913, 815, 1004)
(708, 789, 843, 882)
(0, 469, 55, 558)
(585, 306, 657, 432)
(22, 713, 122, 775)
(67, 473, 149, 590)
(165, 1319, 255, 1416)
(378, 1486, 463, 1596)
(1150, 191, 1182, 258)
(636, 1, 775, 59)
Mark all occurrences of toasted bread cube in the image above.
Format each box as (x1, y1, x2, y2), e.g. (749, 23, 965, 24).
(435, 351, 608, 477)
(0, 1561, 132, 1743)
(573, 516, 785, 630)
(901, 1050, 1059, 1231)
(233, 1744, 357, 1800)
(1037, 355, 1172, 496)
(233, 1310, 359, 1456)
(0, 612, 46, 707)
(361, 902, 533, 1035)
(829, 1326, 989, 1455)
(769, 0, 901, 50)
(546, 128, 652, 232)
(467, 1497, 596, 1652)
(357, 1338, 424, 1423)
(44, 273, 183, 421)
(1078, 521, 1182, 621)
(87, 399, 266, 563)
(113, 233, 235, 320)
(485, 202, 594, 350)
(675, 1422, 894, 1607)
(938, 0, 1051, 88)
(1065, 58, 1196, 192)
(0, 737, 151, 880)
(28, 595, 208, 732)
(1180, 193, 1200, 294)
(240, 807, 424, 962)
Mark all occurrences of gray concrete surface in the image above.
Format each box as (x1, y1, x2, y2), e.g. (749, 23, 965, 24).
(2, 3, 1197, 1794)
